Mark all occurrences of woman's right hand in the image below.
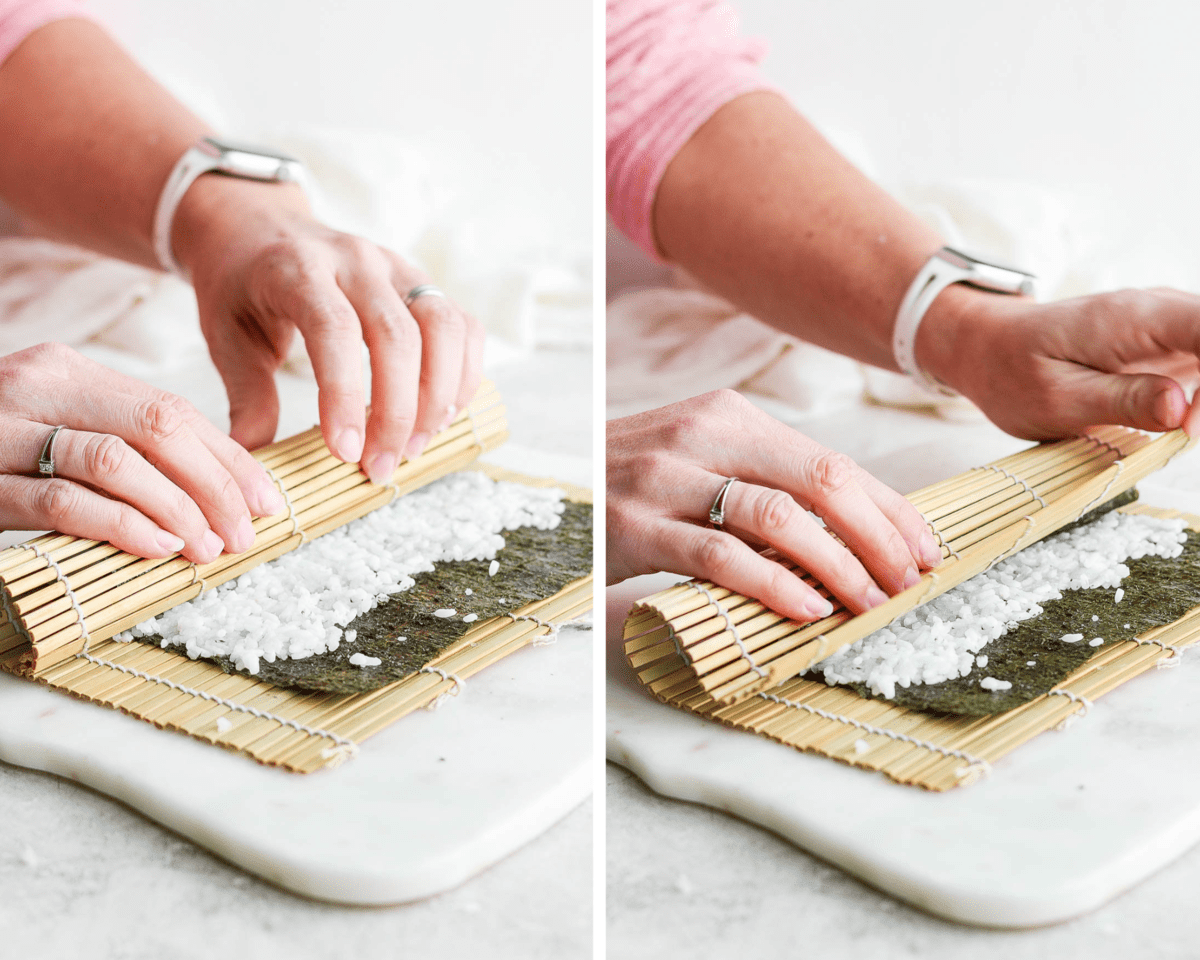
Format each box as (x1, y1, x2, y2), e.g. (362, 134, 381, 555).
(0, 343, 284, 563)
(607, 390, 944, 622)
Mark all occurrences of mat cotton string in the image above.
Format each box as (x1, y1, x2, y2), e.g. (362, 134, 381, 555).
(1048, 687, 1093, 730)
(508, 613, 562, 646)
(420, 664, 466, 709)
(263, 464, 304, 540)
(18, 543, 359, 761)
(687, 582, 767, 680)
(925, 518, 960, 560)
(757, 690, 992, 782)
(1131, 637, 1184, 668)
(1080, 461, 1124, 517)
(980, 464, 1048, 509)
(985, 515, 1037, 572)
(1084, 433, 1127, 457)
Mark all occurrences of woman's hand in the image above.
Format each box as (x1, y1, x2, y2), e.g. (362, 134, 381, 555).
(173, 178, 486, 484)
(607, 390, 944, 622)
(919, 285, 1200, 440)
(0, 343, 283, 563)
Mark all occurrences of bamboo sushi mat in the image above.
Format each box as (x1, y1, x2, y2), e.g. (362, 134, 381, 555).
(635, 503, 1195, 792)
(624, 426, 1199, 791)
(0, 383, 593, 773)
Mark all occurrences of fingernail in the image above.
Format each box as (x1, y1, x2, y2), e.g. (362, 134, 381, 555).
(901, 566, 921, 590)
(921, 537, 943, 568)
(805, 596, 834, 620)
(440, 405, 457, 431)
(864, 585, 889, 609)
(366, 452, 397, 486)
(231, 516, 255, 554)
(404, 432, 430, 461)
(200, 530, 225, 563)
(155, 530, 185, 555)
(334, 427, 364, 463)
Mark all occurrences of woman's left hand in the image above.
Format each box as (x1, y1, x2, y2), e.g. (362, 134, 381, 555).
(172, 177, 486, 481)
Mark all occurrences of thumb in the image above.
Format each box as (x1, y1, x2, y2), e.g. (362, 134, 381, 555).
(1055, 366, 1187, 434)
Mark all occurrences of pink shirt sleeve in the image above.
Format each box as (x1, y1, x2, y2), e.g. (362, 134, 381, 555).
(607, 0, 776, 261)
(0, 0, 90, 69)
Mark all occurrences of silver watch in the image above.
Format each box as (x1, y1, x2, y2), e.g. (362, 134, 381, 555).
(152, 136, 306, 276)
(892, 245, 1036, 394)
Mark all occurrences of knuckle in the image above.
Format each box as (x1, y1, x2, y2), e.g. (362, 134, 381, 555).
(109, 508, 139, 546)
(808, 451, 856, 497)
(1109, 287, 1152, 321)
(85, 434, 131, 482)
(214, 470, 242, 509)
(307, 300, 359, 337)
(370, 308, 420, 345)
(38, 479, 82, 527)
(882, 528, 911, 562)
(826, 548, 864, 588)
(752, 489, 798, 536)
(692, 533, 737, 576)
(139, 399, 188, 446)
(694, 388, 745, 417)
(415, 299, 463, 332)
(31, 341, 72, 364)
(252, 240, 307, 285)
(633, 450, 674, 487)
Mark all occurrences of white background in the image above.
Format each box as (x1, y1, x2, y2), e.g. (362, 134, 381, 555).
(736, 0, 1200, 283)
(90, 0, 592, 263)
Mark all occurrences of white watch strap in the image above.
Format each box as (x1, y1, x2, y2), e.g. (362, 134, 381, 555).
(892, 253, 974, 395)
(152, 144, 223, 277)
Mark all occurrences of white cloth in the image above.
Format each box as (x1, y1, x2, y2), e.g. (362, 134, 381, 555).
(0, 127, 589, 401)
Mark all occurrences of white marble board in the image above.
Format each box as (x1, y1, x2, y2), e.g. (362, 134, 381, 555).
(0, 614, 590, 906)
(607, 431, 1200, 929)
(0, 441, 593, 906)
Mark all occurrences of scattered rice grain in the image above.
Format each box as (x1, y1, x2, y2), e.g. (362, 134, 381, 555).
(817, 512, 1186, 699)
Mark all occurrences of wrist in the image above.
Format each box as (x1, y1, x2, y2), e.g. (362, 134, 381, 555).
(914, 283, 1023, 396)
(170, 175, 311, 279)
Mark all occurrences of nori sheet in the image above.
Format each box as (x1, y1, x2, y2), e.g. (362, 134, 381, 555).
(809, 491, 1200, 716)
(134, 500, 592, 694)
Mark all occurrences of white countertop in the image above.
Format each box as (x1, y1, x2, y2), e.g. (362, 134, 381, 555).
(0, 346, 594, 959)
(606, 762, 1199, 958)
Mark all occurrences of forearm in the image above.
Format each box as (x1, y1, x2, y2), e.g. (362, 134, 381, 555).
(0, 17, 210, 268)
(653, 90, 945, 371)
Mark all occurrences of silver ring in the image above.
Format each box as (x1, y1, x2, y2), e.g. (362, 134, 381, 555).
(38, 425, 66, 479)
(708, 476, 739, 528)
(404, 284, 446, 307)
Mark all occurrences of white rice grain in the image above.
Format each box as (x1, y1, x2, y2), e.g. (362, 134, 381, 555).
(349, 653, 382, 667)
(125, 473, 566, 675)
(818, 512, 1186, 700)
(980, 677, 1012, 692)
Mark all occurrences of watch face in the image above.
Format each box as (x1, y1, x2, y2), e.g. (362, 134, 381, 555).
(202, 136, 299, 164)
(941, 245, 1031, 278)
